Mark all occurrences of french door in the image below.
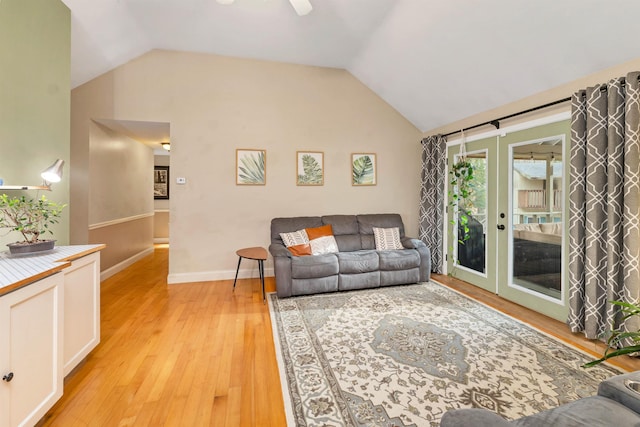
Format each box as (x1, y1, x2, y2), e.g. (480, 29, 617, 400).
(447, 120, 570, 321)
(446, 136, 497, 293)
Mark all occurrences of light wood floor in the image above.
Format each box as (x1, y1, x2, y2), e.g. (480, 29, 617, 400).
(41, 246, 640, 426)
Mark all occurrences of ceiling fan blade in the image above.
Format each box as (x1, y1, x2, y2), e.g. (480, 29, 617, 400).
(289, 0, 312, 16)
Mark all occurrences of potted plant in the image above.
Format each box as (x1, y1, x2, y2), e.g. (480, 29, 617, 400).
(583, 300, 640, 368)
(0, 194, 66, 254)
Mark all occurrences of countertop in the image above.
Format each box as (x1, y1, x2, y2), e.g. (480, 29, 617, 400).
(0, 244, 105, 296)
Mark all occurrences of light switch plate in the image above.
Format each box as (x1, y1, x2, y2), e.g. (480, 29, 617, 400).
(176, 177, 186, 184)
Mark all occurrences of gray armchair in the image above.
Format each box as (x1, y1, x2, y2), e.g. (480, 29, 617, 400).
(440, 371, 640, 426)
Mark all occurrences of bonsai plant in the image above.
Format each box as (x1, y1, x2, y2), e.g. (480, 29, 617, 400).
(583, 300, 640, 368)
(0, 194, 66, 254)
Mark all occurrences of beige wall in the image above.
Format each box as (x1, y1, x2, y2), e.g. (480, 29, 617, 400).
(71, 50, 422, 282)
(89, 215, 153, 274)
(154, 211, 170, 242)
(0, 0, 70, 248)
(89, 122, 154, 223)
(83, 121, 154, 270)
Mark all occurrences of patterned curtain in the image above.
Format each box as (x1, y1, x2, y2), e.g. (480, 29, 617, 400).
(419, 135, 447, 274)
(568, 72, 640, 341)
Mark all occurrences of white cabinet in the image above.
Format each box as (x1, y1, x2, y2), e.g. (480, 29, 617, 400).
(63, 252, 100, 375)
(0, 272, 64, 427)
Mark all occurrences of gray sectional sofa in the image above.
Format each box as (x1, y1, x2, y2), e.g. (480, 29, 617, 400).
(269, 213, 431, 298)
(440, 371, 640, 426)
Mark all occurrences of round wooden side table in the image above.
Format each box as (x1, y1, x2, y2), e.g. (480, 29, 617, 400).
(232, 247, 268, 302)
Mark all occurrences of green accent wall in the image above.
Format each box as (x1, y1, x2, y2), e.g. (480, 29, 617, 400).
(0, 0, 71, 246)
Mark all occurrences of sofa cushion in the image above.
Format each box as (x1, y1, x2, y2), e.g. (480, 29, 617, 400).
(336, 250, 379, 273)
(379, 250, 420, 271)
(291, 253, 339, 279)
(334, 235, 362, 252)
(381, 268, 420, 286)
(358, 213, 405, 236)
(292, 276, 338, 296)
(322, 215, 362, 251)
(271, 216, 323, 245)
(322, 215, 359, 235)
(358, 214, 405, 249)
(511, 396, 640, 427)
(373, 227, 403, 250)
(339, 271, 380, 291)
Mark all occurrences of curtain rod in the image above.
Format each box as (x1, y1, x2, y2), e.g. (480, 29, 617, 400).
(441, 96, 571, 139)
(439, 73, 640, 139)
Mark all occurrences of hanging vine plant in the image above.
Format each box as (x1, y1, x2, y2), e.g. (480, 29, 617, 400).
(449, 158, 475, 244)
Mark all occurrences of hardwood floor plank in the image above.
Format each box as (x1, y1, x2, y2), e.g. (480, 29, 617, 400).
(40, 248, 636, 426)
(41, 247, 287, 426)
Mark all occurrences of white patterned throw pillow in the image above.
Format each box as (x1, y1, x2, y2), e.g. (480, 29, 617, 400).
(310, 235, 339, 255)
(373, 227, 403, 250)
(280, 229, 309, 247)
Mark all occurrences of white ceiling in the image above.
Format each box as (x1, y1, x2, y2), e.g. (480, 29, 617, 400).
(94, 118, 171, 155)
(61, 0, 640, 133)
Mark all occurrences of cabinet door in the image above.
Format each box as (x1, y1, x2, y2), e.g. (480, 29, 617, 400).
(63, 252, 101, 375)
(0, 272, 63, 427)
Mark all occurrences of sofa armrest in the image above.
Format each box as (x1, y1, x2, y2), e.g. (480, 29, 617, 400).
(269, 243, 293, 298)
(269, 243, 291, 258)
(440, 408, 511, 426)
(598, 371, 640, 414)
(402, 237, 426, 249)
(402, 238, 431, 282)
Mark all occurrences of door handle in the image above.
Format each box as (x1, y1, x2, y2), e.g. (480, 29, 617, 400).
(497, 224, 505, 230)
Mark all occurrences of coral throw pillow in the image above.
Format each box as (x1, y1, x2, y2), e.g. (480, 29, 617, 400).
(306, 224, 339, 255)
(305, 224, 333, 240)
(287, 243, 312, 256)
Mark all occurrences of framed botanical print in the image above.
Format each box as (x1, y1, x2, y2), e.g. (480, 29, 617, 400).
(296, 151, 324, 186)
(236, 149, 266, 185)
(351, 153, 376, 186)
(154, 166, 169, 199)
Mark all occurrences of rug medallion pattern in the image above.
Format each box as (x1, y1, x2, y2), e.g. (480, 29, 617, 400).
(269, 282, 620, 426)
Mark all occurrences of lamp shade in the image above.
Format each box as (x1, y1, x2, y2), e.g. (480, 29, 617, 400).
(41, 159, 65, 183)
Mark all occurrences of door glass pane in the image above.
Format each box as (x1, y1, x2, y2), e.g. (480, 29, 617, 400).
(511, 139, 562, 299)
(455, 152, 487, 274)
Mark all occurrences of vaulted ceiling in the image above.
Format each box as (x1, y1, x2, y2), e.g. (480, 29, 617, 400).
(61, 0, 640, 133)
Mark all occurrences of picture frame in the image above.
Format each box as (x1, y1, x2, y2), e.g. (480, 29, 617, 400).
(296, 151, 324, 186)
(351, 153, 377, 186)
(154, 166, 170, 199)
(236, 149, 266, 185)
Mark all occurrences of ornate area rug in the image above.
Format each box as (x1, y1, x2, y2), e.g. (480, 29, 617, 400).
(268, 282, 621, 427)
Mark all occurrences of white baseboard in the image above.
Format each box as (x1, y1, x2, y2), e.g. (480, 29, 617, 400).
(167, 267, 274, 285)
(101, 247, 155, 281)
(153, 237, 169, 244)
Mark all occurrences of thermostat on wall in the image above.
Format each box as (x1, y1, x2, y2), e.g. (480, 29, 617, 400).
(176, 177, 186, 184)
